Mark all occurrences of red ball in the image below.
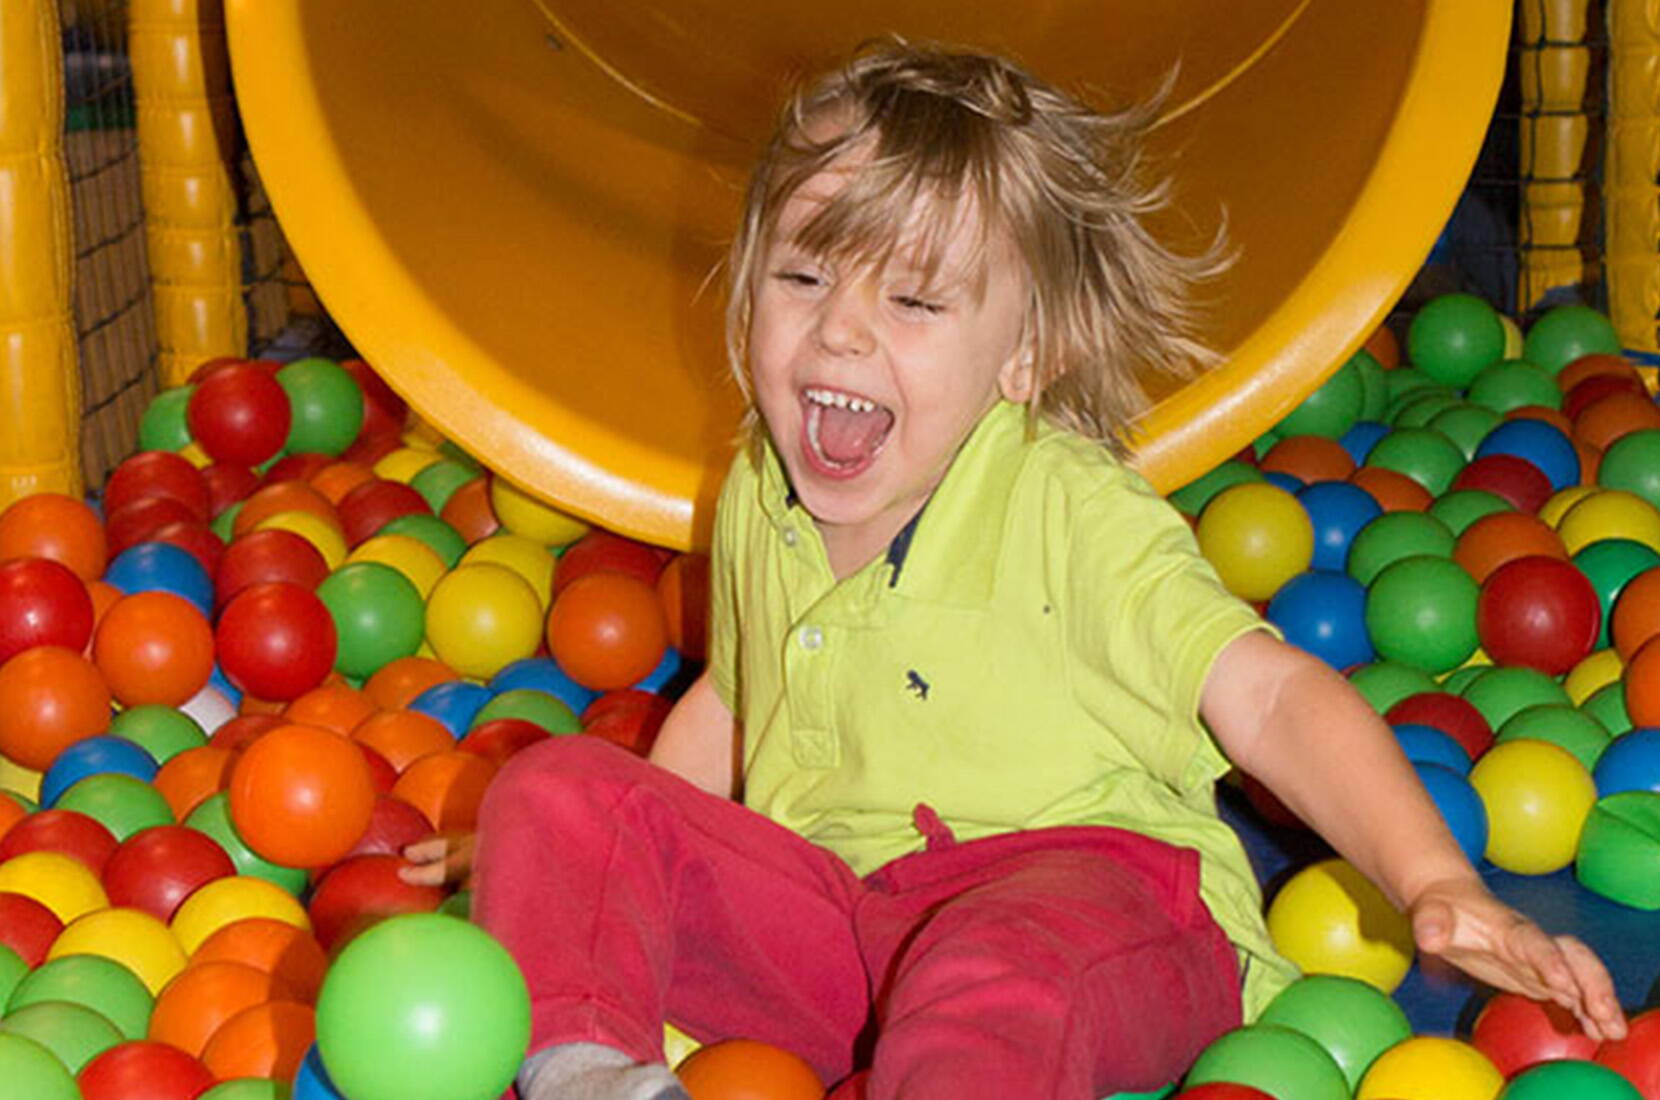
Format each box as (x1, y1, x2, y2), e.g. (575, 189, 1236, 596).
(1451, 454, 1554, 513)
(342, 359, 407, 438)
(305, 853, 444, 951)
(457, 717, 550, 766)
(0, 808, 118, 874)
(0, 556, 93, 663)
(103, 496, 202, 559)
(216, 583, 338, 701)
(146, 521, 224, 577)
(209, 713, 285, 753)
(258, 452, 334, 489)
(1471, 992, 1599, 1077)
(581, 692, 671, 756)
(332, 795, 433, 865)
(202, 463, 259, 518)
(103, 451, 211, 524)
(554, 531, 667, 596)
(1565, 373, 1648, 420)
(187, 356, 249, 383)
(186, 362, 292, 466)
(341, 430, 402, 469)
(101, 824, 235, 921)
(357, 741, 398, 795)
(1385, 691, 1495, 759)
(1477, 555, 1601, 676)
(0, 890, 63, 966)
(337, 479, 431, 547)
(215, 529, 330, 610)
(1596, 1007, 1660, 1097)
(78, 1040, 216, 1100)
(1172, 1088, 1276, 1099)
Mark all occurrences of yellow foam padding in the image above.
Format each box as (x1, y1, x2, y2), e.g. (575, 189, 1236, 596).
(224, 0, 1509, 549)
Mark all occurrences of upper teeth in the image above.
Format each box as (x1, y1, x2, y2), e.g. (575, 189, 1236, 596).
(805, 388, 877, 413)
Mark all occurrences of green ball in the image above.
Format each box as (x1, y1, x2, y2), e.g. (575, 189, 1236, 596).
(0, 1033, 77, 1100)
(318, 562, 427, 679)
(1576, 791, 1660, 910)
(1279, 354, 1364, 438)
(1428, 489, 1512, 537)
(1365, 555, 1480, 673)
(1168, 460, 1264, 516)
(277, 357, 365, 456)
(1495, 704, 1612, 772)
(469, 689, 580, 735)
(1459, 665, 1571, 730)
(7, 955, 153, 1040)
(185, 792, 308, 895)
(409, 461, 479, 514)
(376, 513, 468, 568)
(1598, 429, 1660, 511)
(54, 774, 172, 841)
(1408, 293, 1506, 387)
(212, 501, 242, 543)
(199, 1081, 292, 1100)
(1584, 681, 1633, 736)
(1467, 359, 1561, 414)
(1500, 1058, 1643, 1099)
(1364, 427, 1467, 496)
(1440, 665, 1489, 695)
(1347, 511, 1455, 587)
(1257, 974, 1411, 1090)
(1252, 430, 1281, 460)
(1390, 389, 1462, 429)
(1102, 1087, 1174, 1100)
(1573, 539, 1660, 648)
(107, 705, 206, 765)
(316, 914, 530, 1100)
(0, 1000, 122, 1073)
(1385, 366, 1440, 406)
(1353, 350, 1389, 421)
(1183, 1023, 1349, 1100)
(139, 386, 195, 452)
(438, 889, 472, 920)
(0, 945, 26, 1010)
(1428, 403, 1504, 460)
(1348, 660, 1440, 714)
(1523, 305, 1622, 376)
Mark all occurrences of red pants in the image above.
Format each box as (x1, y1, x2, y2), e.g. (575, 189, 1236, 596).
(472, 738, 1241, 1099)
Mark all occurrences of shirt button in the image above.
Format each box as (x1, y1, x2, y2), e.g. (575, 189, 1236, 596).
(799, 626, 824, 650)
(782, 527, 798, 547)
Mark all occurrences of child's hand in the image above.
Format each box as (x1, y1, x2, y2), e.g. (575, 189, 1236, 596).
(1408, 875, 1627, 1042)
(399, 832, 477, 888)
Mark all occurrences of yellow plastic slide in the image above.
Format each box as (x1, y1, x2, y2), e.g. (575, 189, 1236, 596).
(223, 0, 1509, 550)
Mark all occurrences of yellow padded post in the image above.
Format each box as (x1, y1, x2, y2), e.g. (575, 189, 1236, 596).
(1517, 0, 1593, 314)
(1607, 0, 1660, 354)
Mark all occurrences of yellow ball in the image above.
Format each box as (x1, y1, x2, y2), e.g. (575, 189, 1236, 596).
(177, 441, 213, 470)
(1566, 648, 1624, 705)
(401, 418, 446, 450)
(489, 478, 590, 548)
(49, 907, 186, 994)
(0, 850, 108, 922)
(1265, 858, 1415, 994)
(0, 756, 42, 802)
(170, 875, 310, 954)
(1469, 739, 1597, 874)
(349, 533, 448, 598)
(1195, 482, 1313, 602)
(374, 446, 443, 484)
(1539, 485, 1598, 529)
(1357, 1036, 1502, 1100)
(255, 509, 348, 570)
(424, 563, 544, 680)
(1558, 490, 1660, 554)
(1500, 314, 1524, 360)
(461, 534, 557, 609)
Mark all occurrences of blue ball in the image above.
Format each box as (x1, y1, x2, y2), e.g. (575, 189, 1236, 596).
(1297, 481, 1384, 572)
(40, 736, 158, 807)
(209, 662, 243, 706)
(1475, 418, 1580, 491)
(1413, 760, 1489, 865)
(1592, 727, 1660, 798)
(103, 541, 214, 617)
(408, 680, 493, 737)
(1340, 420, 1391, 464)
(1263, 471, 1306, 495)
(487, 656, 598, 715)
(1392, 722, 1473, 775)
(632, 647, 684, 695)
(295, 1043, 346, 1100)
(1266, 570, 1375, 670)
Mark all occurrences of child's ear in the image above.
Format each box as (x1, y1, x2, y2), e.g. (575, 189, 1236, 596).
(998, 347, 1036, 403)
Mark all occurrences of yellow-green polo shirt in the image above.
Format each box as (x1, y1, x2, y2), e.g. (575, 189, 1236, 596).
(707, 399, 1298, 1018)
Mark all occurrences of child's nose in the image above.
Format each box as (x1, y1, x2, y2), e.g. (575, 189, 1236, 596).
(814, 281, 876, 358)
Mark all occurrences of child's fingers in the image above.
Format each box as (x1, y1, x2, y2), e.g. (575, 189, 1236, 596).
(402, 836, 448, 863)
(1556, 934, 1627, 1041)
(398, 859, 447, 887)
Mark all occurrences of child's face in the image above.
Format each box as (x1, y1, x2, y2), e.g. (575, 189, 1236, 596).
(749, 159, 1032, 566)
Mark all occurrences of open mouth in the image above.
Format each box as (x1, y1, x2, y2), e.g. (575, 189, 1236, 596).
(800, 386, 895, 478)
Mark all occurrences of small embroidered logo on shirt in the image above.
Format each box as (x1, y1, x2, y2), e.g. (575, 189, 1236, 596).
(906, 670, 930, 700)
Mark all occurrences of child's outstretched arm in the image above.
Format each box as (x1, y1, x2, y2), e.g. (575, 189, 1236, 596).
(1200, 629, 1628, 1041)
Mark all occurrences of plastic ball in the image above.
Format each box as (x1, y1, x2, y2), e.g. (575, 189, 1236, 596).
(0, 809, 116, 878)
(1469, 359, 1563, 414)
(376, 512, 466, 568)
(1393, 723, 1474, 773)
(40, 737, 157, 808)
(9, 952, 150, 1041)
(0, 646, 112, 771)
(408, 461, 478, 515)
(676, 1037, 827, 1099)
(1577, 390, 1660, 452)
(1170, 460, 1265, 517)
(1255, 974, 1411, 1090)
(103, 542, 214, 618)
(77, 1040, 216, 1100)
(216, 583, 338, 701)
(1454, 511, 1568, 585)
(1264, 858, 1414, 993)
(470, 688, 580, 735)
(391, 750, 495, 831)
(0, 494, 106, 582)
(0, 557, 94, 665)
(46, 905, 185, 996)
(1412, 761, 1488, 864)
(306, 853, 445, 952)
(1364, 555, 1480, 674)
(1348, 660, 1439, 713)
(92, 592, 214, 707)
(489, 656, 599, 714)
(1182, 1024, 1349, 1100)
(1476, 555, 1600, 675)
(1595, 1007, 1660, 1094)
(0, 998, 123, 1074)
(1296, 481, 1382, 573)
(425, 563, 543, 681)
(347, 533, 447, 598)
(1496, 704, 1610, 772)
(1562, 492, 1660, 556)
(547, 571, 671, 691)
(316, 562, 425, 679)
(1363, 427, 1467, 496)
(1469, 739, 1597, 874)
(337, 479, 430, 547)
(0, 890, 64, 965)
(1386, 691, 1494, 758)
(314, 913, 530, 1100)
(1470, 992, 1599, 1077)
(406, 678, 491, 735)
(1452, 454, 1555, 514)
(1612, 567, 1660, 660)
(1346, 512, 1454, 587)
(1501, 1059, 1644, 1100)
(293, 1043, 348, 1100)
(192, 917, 329, 1003)
(1592, 727, 1660, 797)
(1600, 430, 1660, 512)
(200, 999, 316, 1082)
(1431, 403, 1504, 460)
(1266, 571, 1373, 670)
(254, 510, 348, 571)
(1350, 464, 1434, 513)
(1356, 1036, 1502, 1100)
(53, 771, 173, 842)
(276, 358, 365, 456)
(0, 1032, 78, 1100)
(187, 362, 292, 466)
(1477, 418, 1580, 491)
(169, 874, 311, 954)
(104, 452, 211, 524)
(488, 478, 588, 546)
(228, 724, 375, 869)
(1408, 293, 1505, 386)
(1575, 541, 1660, 650)
(1264, 435, 1357, 482)
(1524, 305, 1622, 375)
(102, 824, 234, 922)
(185, 790, 306, 897)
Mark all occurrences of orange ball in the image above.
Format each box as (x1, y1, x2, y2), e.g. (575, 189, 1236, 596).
(190, 917, 328, 1003)
(439, 476, 499, 543)
(548, 572, 669, 691)
(1559, 352, 1639, 393)
(1574, 391, 1660, 453)
(658, 553, 710, 663)
(1349, 466, 1433, 513)
(308, 462, 377, 506)
(85, 580, 121, 635)
(228, 724, 377, 868)
(391, 750, 497, 831)
(232, 481, 340, 539)
(283, 683, 377, 738)
(0, 645, 111, 770)
(1614, 568, 1660, 661)
(0, 492, 107, 581)
(363, 656, 459, 711)
(92, 591, 215, 707)
(1364, 324, 1400, 370)
(0, 794, 25, 842)
(1454, 511, 1568, 585)
(200, 999, 315, 1082)
(1624, 635, 1660, 728)
(154, 745, 236, 821)
(676, 1039, 825, 1100)
(352, 709, 453, 773)
(148, 959, 291, 1057)
(1260, 435, 1356, 483)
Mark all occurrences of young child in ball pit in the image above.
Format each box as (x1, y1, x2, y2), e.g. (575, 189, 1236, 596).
(404, 39, 1627, 1100)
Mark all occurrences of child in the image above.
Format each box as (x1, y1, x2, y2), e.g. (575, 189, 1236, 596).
(410, 39, 1626, 1100)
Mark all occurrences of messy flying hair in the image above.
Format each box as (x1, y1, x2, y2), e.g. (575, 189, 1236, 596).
(724, 37, 1228, 458)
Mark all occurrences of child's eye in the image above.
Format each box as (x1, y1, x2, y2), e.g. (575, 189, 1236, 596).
(773, 270, 822, 289)
(893, 294, 946, 315)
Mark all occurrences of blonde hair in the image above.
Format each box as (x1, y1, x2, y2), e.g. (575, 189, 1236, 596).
(725, 38, 1227, 458)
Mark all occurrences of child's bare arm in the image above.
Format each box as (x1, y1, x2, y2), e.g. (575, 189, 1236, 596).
(1200, 629, 1627, 1041)
(648, 669, 740, 798)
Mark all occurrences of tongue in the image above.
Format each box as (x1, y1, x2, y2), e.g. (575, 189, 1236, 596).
(818, 404, 893, 465)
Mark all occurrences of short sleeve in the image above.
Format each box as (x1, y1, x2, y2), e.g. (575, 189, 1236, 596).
(1064, 466, 1271, 790)
(705, 454, 748, 714)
